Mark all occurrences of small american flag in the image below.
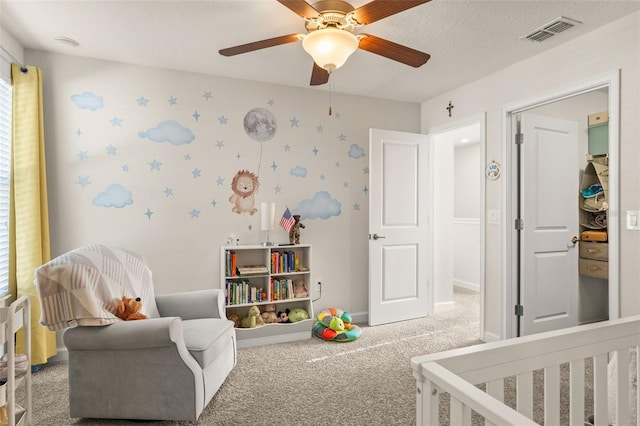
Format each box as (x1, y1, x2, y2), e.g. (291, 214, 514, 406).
(280, 207, 296, 233)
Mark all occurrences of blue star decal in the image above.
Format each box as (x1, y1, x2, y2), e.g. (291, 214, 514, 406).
(271, 161, 278, 171)
(274, 185, 282, 193)
(211, 199, 217, 207)
(193, 110, 200, 121)
(313, 146, 319, 156)
(111, 117, 123, 126)
(203, 91, 213, 100)
(339, 134, 347, 142)
(218, 115, 228, 124)
(343, 182, 349, 188)
(122, 164, 129, 172)
(184, 154, 191, 160)
(353, 202, 360, 211)
(76, 176, 90, 188)
(267, 99, 275, 106)
(334, 112, 341, 119)
(76, 128, 83, 136)
(335, 162, 341, 168)
(164, 187, 173, 197)
(363, 167, 369, 174)
(136, 96, 149, 106)
(149, 159, 162, 171)
(290, 117, 299, 127)
(216, 140, 225, 149)
(145, 208, 154, 220)
(168, 96, 177, 106)
(284, 144, 291, 152)
(216, 176, 224, 185)
(320, 174, 325, 180)
(189, 209, 200, 218)
(316, 124, 324, 133)
(363, 185, 369, 194)
(77, 150, 88, 160)
(192, 168, 202, 178)
(106, 145, 117, 155)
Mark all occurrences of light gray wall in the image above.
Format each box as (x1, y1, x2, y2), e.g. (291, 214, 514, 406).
(421, 11, 640, 339)
(454, 143, 481, 218)
(25, 50, 421, 320)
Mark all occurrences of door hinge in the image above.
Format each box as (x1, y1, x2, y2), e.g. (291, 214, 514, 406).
(515, 218, 523, 230)
(515, 305, 524, 316)
(515, 133, 524, 144)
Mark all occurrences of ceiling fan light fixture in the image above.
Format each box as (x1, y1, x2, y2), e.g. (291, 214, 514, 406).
(302, 27, 359, 72)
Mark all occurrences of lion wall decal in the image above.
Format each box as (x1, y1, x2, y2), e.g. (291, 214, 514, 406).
(229, 170, 259, 216)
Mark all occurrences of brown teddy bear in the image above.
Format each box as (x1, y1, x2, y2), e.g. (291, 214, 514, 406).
(115, 296, 148, 321)
(261, 304, 278, 324)
(227, 310, 241, 328)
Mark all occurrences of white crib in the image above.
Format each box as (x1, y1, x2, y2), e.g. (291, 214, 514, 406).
(411, 315, 639, 425)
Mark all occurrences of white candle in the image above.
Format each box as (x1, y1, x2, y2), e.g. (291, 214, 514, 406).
(260, 202, 275, 230)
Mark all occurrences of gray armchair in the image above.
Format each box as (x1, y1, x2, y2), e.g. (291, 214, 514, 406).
(35, 244, 236, 421)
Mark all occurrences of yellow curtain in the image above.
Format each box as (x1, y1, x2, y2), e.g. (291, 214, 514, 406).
(9, 63, 56, 365)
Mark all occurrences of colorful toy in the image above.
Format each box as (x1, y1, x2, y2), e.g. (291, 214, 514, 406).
(277, 309, 289, 323)
(115, 296, 148, 321)
(313, 308, 361, 342)
(240, 305, 261, 328)
(288, 307, 309, 323)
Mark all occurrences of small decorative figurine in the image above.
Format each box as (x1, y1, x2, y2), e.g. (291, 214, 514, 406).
(288, 215, 305, 244)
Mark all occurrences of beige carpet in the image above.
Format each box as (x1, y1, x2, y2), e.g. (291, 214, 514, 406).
(24, 288, 481, 425)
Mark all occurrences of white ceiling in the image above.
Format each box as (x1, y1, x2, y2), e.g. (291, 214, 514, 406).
(1, 0, 639, 104)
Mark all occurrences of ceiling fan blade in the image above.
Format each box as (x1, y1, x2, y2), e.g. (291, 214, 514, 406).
(277, 0, 320, 19)
(358, 34, 430, 67)
(353, 0, 431, 25)
(219, 34, 300, 56)
(310, 62, 330, 86)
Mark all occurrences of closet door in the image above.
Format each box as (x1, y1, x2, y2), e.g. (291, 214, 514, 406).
(519, 113, 579, 336)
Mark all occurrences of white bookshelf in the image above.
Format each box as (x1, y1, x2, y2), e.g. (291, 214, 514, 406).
(220, 244, 313, 348)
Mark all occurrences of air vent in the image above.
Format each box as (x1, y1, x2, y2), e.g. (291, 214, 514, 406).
(520, 17, 581, 42)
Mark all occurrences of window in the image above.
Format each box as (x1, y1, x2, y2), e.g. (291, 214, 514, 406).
(0, 54, 12, 298)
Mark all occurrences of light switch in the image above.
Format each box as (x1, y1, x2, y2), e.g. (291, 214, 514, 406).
(627, 210, 640, 230)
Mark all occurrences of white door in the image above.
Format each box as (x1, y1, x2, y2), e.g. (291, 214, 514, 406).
(369, 128, 430, 326)
(519, 113, 579, 336)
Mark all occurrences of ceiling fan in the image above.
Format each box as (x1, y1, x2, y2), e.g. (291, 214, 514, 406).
(219, 0, 432, 86)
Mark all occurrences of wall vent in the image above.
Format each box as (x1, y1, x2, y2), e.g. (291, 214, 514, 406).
(520, 17, 581, 42)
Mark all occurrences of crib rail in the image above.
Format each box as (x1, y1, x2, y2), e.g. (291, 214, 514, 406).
(411, 315, 640, 426)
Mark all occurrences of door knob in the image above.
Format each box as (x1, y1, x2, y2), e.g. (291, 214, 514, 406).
(571, 236, 579, 244)
(372, 233, 386, 240)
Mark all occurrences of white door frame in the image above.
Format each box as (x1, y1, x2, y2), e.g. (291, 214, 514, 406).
(501, 69, 621, 339)
(426, 113, 486, 341)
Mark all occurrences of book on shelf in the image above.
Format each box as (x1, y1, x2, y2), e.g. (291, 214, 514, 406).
(270, 250, 302, 274)
(270, 277, 293, 301)
(225, 279, 266, 305)
(225, 250, 237, 277)
(237, 265, 269, 276)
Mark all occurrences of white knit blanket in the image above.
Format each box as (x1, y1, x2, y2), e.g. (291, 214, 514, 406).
(34, 244, 159, 331)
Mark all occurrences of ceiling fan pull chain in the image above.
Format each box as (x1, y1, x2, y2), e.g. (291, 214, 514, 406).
(328, 72, 333, 116)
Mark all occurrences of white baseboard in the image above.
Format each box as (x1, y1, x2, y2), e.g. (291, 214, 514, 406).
(453, 279, 480, 292)
(350, 311, 368, 325)
(434, 300, 455, 314)
(483, 331, 501, 343)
